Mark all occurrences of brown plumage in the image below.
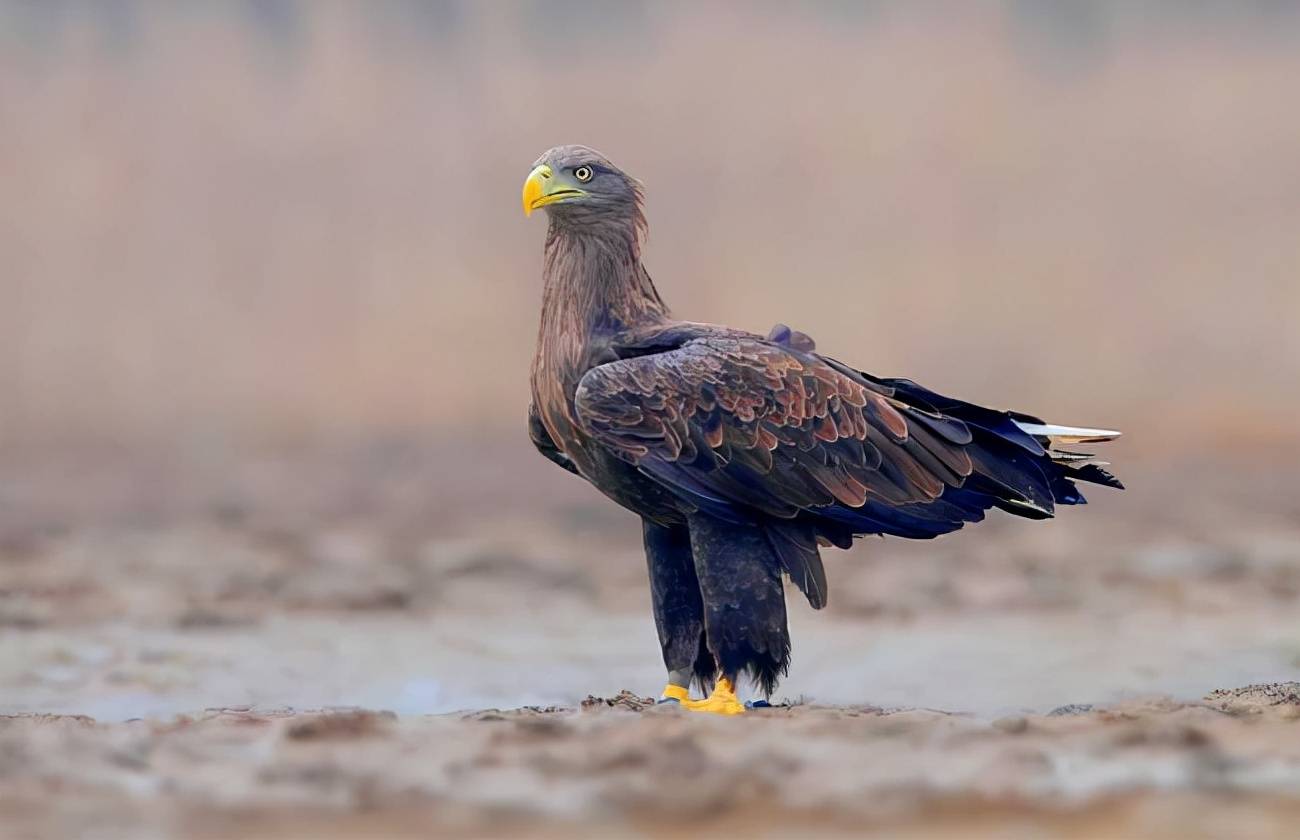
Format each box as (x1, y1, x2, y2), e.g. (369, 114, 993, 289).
(523, 145, 1122, 707)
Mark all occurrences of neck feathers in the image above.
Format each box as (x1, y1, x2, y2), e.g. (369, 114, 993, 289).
(539, 218, 668, 342)
(532, 217, 668, 433)
(530, 201, 666, 462)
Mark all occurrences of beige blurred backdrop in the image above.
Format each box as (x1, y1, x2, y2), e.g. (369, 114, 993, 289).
(1, 1, 1298, 459)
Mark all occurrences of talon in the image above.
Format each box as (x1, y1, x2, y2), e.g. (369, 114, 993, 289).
(659, 684, 691, 704)
(681, 676, 745, 716)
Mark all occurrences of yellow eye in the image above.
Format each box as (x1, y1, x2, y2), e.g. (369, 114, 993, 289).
(573, 165, 593, 183)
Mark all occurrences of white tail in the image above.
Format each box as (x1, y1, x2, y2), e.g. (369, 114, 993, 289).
(1012, 422, 1121, 444)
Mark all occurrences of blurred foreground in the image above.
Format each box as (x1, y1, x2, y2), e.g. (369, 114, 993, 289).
(7, 692, 1300, 839)
(4, 442, 1300, 837)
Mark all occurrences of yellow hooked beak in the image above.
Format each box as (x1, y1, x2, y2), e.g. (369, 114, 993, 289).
(522, 164, 586, 216)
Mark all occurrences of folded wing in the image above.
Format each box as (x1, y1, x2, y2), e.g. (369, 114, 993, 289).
(575, 324, 1121, 608)
(577, 334, 976, 519)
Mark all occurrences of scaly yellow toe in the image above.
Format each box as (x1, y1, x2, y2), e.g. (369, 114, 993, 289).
(659, 684, 691, 704)
(681, 676, 745, 716)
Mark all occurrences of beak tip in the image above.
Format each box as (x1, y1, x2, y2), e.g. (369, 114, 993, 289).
(522, 164, 551, 219)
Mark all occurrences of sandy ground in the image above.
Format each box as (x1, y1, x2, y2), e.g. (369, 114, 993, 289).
(3, 442, 1300, 838)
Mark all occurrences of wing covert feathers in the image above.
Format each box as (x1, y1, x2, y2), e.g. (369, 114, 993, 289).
(575, 336, 957, 516)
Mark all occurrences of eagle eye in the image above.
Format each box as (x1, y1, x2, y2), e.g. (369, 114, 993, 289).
(573, 165, 593, 183)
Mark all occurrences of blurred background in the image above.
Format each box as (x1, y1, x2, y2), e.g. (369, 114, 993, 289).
(3, 3, 1300, 836)
(2, 0, 1298, 454)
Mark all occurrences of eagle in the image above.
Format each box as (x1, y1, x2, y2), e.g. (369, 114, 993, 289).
(523, 145, 1122, 715)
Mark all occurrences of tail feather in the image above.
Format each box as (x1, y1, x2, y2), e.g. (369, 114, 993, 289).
(1013, 424, 1126, 491)
(1063, 462, 1125, 490)
(1045, 449, 1108, 463)
(1013, 422, 1121, 444)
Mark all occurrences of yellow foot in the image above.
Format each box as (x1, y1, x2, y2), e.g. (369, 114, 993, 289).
(681, 676, 745, 716)
(659, 684, 691, 704)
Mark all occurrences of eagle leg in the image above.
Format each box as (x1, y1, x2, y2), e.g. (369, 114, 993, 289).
(684, 512, 792, 711)
(643, 520, 712, 703)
